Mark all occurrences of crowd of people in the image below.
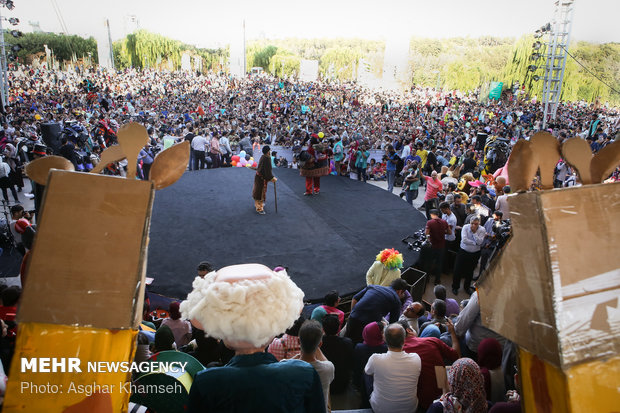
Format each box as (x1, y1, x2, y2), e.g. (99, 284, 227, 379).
(0, 63, 618, 411)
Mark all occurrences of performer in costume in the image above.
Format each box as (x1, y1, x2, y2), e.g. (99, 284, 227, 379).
(181, 264, 326, 413)
(300, 135, 331, 196)
(252, 145, 277, 215)
(366, 248, 404, 286)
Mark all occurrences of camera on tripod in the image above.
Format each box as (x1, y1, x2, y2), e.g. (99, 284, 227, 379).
(402, 229, 430, 252)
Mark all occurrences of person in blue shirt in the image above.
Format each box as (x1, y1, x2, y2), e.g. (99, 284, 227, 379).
(384, 144, 400, 193)
(355, 145, 370, 182)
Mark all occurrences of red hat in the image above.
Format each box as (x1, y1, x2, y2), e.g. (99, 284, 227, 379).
(15, 218, 31, 234)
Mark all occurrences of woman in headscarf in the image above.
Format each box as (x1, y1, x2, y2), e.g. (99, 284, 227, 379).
(353, 322, 387, 407)
(427, 358, 488, 413)
(478, 338, 506, 403)
(160, 301, 192, 348)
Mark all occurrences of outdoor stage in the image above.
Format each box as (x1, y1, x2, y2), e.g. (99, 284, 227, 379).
(147, 167, 427, 301)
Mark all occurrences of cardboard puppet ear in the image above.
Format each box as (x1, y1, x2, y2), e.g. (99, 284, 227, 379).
(117, 122, 150, 180)
(149, 141, 190, 190)
(25, 155, 75, 185)
(89, 145, 126, 175)
(590, 140, 620, 184)
(507, 140, 538, 192)
(561, 137, 593, 185)
(530, 131, 561, 190)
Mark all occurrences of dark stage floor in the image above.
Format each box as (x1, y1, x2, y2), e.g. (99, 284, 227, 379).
(147, 167, 427, 301)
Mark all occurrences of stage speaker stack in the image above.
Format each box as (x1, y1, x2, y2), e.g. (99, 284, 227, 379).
(40, 122, 62, 154)
(475, 132, 488, 152)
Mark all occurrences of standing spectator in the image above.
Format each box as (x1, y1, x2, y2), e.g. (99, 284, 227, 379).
(333, 135, 345, 176)
(450, 193, 468, 229)
(495, 185, 511, 219)
(425, 209, 451, 285)
(346, 279, 409, 344)
(384, 144, 399, 193)
(355, 144, 370, 182)
(138, 144, 154, 180)
(210, 133, 222, 168)
(294, 320, 335, 412)
(184, 126, 196, 170)
(219, 132, 232, 166)
(160, 302, 192, 348)
(452, 217, 486, 295)
(0, 157, 18, 204)
(191, 132, 208, 170)
(427, 358, 488, 413)
(403, 161, 422, 205)
(423, 171, 443, 220)
(364, 323, 422, 413)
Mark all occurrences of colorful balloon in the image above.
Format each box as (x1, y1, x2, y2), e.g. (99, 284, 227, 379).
(318, 132, 324, 138)
(239, 151, 246, 158)
(252, 162, 257, 167)
(231, 161, 237, 166)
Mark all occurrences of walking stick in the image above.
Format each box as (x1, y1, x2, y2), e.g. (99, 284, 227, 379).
(273, 180, 278, 213)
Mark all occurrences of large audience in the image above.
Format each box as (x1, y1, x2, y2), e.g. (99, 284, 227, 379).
(0, 64, 618, 411)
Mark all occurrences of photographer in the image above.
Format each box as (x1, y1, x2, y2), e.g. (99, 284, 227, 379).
(477, 211, 506, 279)
(9, 205, 33, 256)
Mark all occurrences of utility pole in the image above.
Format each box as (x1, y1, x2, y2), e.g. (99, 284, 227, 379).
(242, 19, 246, 75)
(106, 18, 115, 69)
(0, 7, 8, 107)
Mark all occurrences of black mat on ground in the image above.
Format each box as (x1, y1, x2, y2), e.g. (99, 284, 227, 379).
(147, 167, 427, 301)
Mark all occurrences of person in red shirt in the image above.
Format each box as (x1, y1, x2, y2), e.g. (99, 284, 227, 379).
(398, 319, 460, 410)
(423, 170, 443, 220)
(425, 209, 451, 285)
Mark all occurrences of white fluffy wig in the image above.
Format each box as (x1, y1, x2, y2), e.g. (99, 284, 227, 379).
(180, 264, 305, 348)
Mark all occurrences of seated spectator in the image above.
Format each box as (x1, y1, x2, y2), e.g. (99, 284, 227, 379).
(293, 320, 335, 412)
(160, 301, 192, 348)
(366, 248, 403, 287)
(186, 327, 227, 367)
(196, 261, 214, 278)
(455, 291, 505, 360)
(267, 315, 305, 361)
(434, 284, 460, 317)
(353, 322, 387, 401)
(420, 299, 449, 336)
(134, 332, 152, 363)
(320, 314, 353, 395)
(0, 286, 20, 322)
(365, 323, 422, 413)
(311, 290, 345, 329)
(399, 301, 425, 335)
(478, 338, 506, 404)
(398, 319, 460, 410)
(427, 357, 488, 413)
(151, 324, 176, 353)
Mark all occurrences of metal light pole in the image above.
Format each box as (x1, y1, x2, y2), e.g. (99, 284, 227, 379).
(542, 0, 575, 129)
(0, 7, 8, 108)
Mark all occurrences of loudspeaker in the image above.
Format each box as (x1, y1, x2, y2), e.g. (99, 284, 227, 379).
(475, 132, 488, 152)
(40, 122, 62, 154)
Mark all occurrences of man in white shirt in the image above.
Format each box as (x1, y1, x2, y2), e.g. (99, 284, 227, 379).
(191, 133, 209, 170)
(452, 217, 486, 295)
(219, 132, 233, 166)
(440, 201, 458, 252)
(495, 185, 511, 219)
(365, 323, 421, 413)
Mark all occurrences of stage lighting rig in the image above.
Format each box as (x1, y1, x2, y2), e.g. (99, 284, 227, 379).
(528, 65, 538, 72)
(532, 41, 542, 50)
(8, 29, 20, 38)
(532, 75, 541, 82)
(8, 17, 18, 26)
